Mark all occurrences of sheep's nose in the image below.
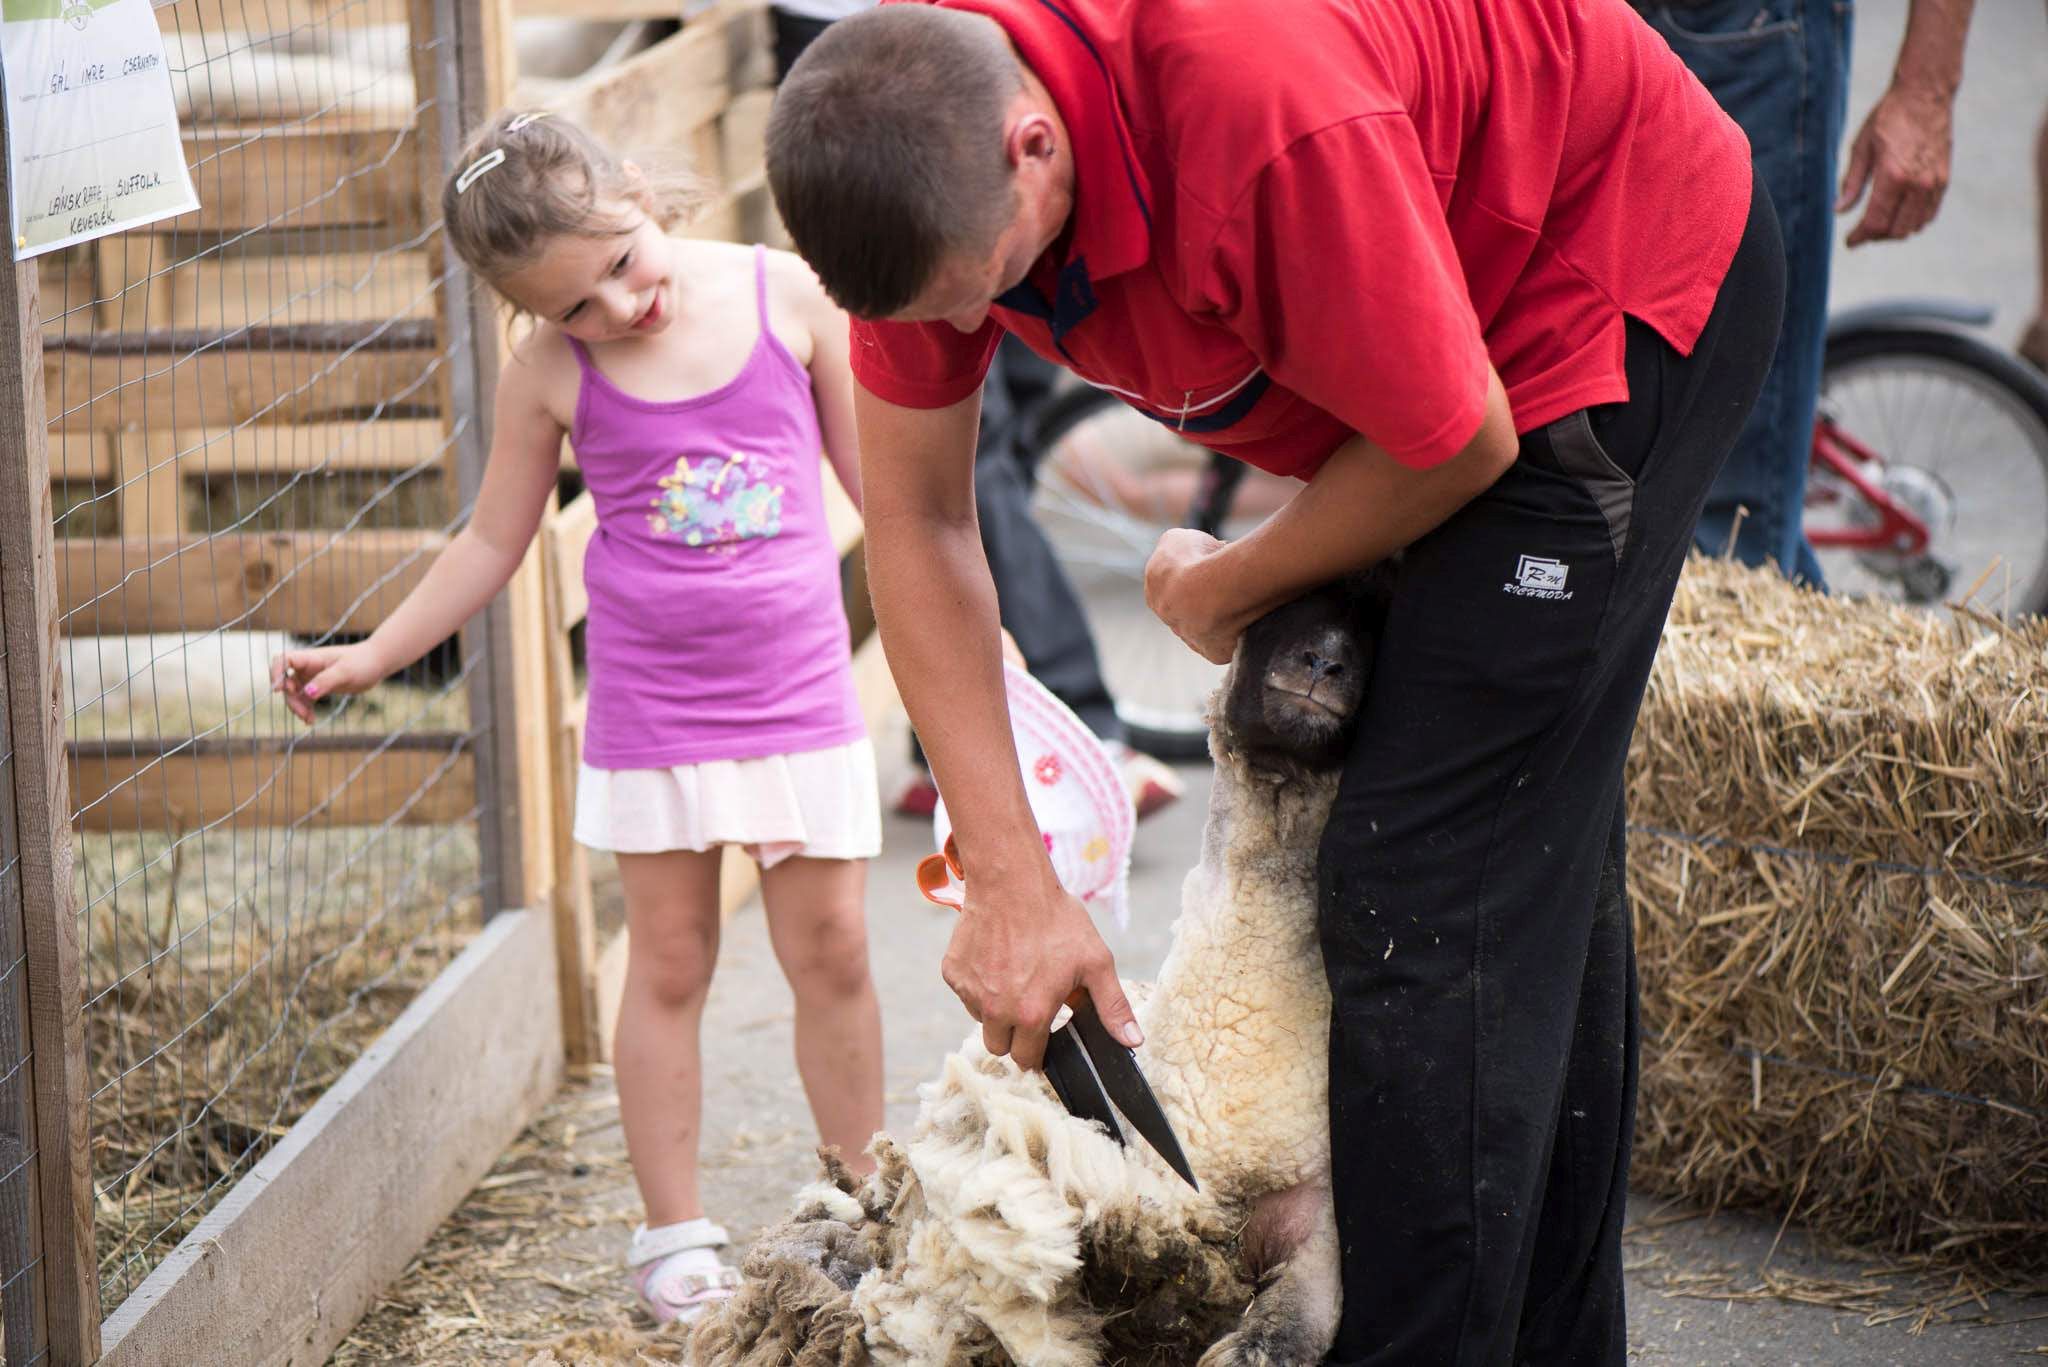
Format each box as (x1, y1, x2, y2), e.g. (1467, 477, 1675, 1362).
(1302, 651, 1344, 682)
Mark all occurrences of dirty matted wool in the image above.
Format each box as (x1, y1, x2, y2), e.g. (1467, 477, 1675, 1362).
(689, 1045, 1255, 1366)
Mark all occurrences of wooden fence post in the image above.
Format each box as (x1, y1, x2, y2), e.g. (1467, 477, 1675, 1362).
(411, 0, 555, 930)
(0, 194, 102, 1366)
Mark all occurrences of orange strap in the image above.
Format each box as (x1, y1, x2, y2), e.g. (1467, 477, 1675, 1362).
(916, 834, 965, 909)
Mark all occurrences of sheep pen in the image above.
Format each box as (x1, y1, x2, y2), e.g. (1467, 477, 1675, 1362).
(1626, 557, 2048, 1284)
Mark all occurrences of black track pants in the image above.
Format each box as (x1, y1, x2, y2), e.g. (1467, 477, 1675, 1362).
(1318, 180, 1786, 1366)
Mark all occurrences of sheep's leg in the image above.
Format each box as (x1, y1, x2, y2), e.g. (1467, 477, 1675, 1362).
(1197, 1183, 1341, 1367)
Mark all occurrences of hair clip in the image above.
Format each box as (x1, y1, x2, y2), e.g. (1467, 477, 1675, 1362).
(455, 147, 506, 194)
(506, 110, 549, 132)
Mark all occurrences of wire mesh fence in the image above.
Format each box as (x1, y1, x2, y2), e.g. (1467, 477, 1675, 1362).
(0, 0, 510, 1354)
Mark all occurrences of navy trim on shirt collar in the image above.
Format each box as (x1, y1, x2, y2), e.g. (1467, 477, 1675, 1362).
(1028, 0, 1150, 234)
(996, 257, 1100, 347)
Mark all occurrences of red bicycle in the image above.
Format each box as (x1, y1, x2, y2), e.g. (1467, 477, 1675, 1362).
(1026, 299, 2048, 759)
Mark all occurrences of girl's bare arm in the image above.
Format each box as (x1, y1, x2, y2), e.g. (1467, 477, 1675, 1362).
(275, 344, 566, 716)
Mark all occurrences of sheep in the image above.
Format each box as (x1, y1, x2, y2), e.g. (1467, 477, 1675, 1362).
(689, 575, 1390, 1367)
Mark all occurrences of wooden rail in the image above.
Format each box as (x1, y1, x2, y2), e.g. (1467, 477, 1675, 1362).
(54, 530, 444, 636)
(69, 733, 477, 832)
(175, 121, 425, 236)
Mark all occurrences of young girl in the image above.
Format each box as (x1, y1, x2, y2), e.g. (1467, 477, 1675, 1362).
(271, 110, 885, 1324)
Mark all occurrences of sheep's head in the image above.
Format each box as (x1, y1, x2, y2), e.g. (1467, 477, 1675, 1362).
(1212, 569, 1393, 780)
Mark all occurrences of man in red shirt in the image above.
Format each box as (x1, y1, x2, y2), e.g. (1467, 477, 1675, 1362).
(769, 0, 1785, 1359)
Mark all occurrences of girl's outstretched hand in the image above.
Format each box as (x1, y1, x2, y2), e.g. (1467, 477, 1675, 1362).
(270, 643, 387, 723)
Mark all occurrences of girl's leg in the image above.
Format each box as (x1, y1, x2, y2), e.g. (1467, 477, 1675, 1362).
(612, 847, 725, 1225)
(757, 855, 884, 1175)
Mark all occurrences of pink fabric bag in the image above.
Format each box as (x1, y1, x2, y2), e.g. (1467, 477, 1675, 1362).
(917, 661, 1134, 928)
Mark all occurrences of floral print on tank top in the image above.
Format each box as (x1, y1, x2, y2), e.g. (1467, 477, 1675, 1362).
(647, 450, 785, 550)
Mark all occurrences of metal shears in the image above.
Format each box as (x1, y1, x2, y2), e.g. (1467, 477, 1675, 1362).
(917, 836, 1199, 1190)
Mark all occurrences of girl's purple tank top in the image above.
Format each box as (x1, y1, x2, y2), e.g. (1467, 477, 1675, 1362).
(568, 245, 862, 769)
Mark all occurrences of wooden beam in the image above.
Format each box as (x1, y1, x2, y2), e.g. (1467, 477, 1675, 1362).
(550, 4, 771, 158)
(719, 86, 773, 187)
(151, 0, 412, 28)
(116, 420, 453, 478)
(0, 222, 101, 1366)
(69, 739, 477, 832)
(95, 242, 435, 333)
(54, 530, 444, 637)
(173, 121, 424, 236)
(514, 0, 681, 18)
(112, 431, 184, 541)
(541, 490, 597, 630)
(416, 0, 538, 927)
(540, 493, 598, 1065)
(97, 906, 561, 1364)
(47, 432, 114, 482)
(41, 329, 439, 432)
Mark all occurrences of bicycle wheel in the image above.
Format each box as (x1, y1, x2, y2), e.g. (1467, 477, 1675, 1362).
(1023, 386, 1289, 760)
(1814, 327, 2048, 617)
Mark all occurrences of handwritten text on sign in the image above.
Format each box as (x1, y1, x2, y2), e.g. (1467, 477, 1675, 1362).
(1, 0, 198, 259)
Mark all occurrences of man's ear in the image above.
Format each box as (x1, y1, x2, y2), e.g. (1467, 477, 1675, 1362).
(1007, 109, 1059, 171)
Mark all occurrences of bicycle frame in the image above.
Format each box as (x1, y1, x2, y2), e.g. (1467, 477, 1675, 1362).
(1804, 415, 1932, 556)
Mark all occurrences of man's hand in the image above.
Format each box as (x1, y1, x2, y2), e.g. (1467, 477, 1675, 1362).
(1838, 83, 1955, 246)
(1145, 528, 1248, 665)
(940, 866, 1142, 1071)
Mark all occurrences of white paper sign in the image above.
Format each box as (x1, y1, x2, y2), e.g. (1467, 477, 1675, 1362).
(1, 0, 198, 259)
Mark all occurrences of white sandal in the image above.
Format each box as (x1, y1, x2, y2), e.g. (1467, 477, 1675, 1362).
(626, 1218, 742, 1325)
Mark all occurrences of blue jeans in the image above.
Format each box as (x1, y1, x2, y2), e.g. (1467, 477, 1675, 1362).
(1644, 0, 1852, 587)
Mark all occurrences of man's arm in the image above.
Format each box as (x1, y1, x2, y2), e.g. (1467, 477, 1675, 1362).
(1837, 0, 1976, 246)
(1147, 369, 1518, 663)
(856, 385, 1143, 1068)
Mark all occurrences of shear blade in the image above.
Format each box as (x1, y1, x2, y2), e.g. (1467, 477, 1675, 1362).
(1068, 1000, 1200, 1191)
(1043, 1026, 1126, 1147)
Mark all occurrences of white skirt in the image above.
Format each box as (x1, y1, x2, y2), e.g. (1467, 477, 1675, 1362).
(573, 737, 881, 867)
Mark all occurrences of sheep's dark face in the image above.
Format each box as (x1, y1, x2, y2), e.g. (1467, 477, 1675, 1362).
(1215, 569, 1393, 777)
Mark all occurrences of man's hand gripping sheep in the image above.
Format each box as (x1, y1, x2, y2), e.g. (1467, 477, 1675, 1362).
(689, 575, 1390, 1367)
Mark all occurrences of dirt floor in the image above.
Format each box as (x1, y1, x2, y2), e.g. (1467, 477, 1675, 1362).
(339, 720, 2048, 1365)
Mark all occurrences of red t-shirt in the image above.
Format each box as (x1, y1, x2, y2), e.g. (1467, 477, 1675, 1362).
(849, 0, 1753, 477)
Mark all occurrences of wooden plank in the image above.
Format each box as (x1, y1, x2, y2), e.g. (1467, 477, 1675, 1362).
(47, 432, 114, 482)
(0, 245, 100, 1365)
(719, 86, 772, 187)
(417, 0, 538, 928)
(54, 530, 444, 636)
(0, 259, 55, 1367)
(540, 488, 599, 1064)
(514, 0, 680, 19)
(542, 490, 597, 629)
(172, 121, 424, 236)
(683, 169, 773, 246)
(550, 4, 769, 158)
(123, 420, 452, 478)
(42, 332, 438, 432)
(35, 247, 99, 336)
(69, 741, 477, 831)
(152, 0, 412, 30)
(547, 689, 599, 1065)
(97, 906, 562, 1365)
(98, 246, 436, 332)
(113, 431, 185, 540)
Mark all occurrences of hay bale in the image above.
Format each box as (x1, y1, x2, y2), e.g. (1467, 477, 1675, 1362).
(1626, 557, 2048, 1281)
